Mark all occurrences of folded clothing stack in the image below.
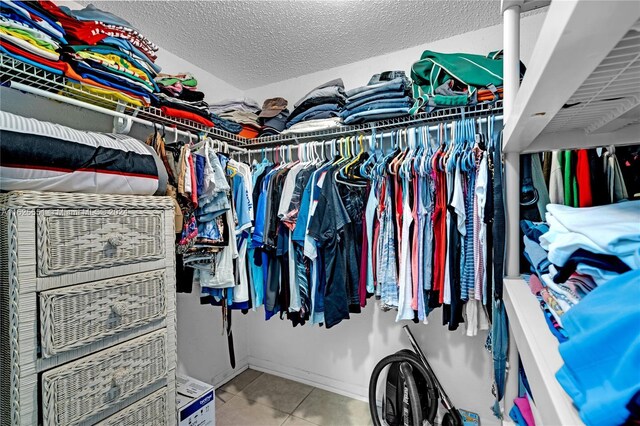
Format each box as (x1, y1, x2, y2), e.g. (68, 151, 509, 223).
(209, 98, 261, 138)
(520, 200, 640, 343)
(154, 73, 213, 127)
(285, 78, 345, 129)
(51, 5, 160, 106)
(341, 71, 412, 125)
(0, 1, 67, 75)
(3, 1, 161, 108)
(555, 268, 640, 426)
(258, 97, 289, 137)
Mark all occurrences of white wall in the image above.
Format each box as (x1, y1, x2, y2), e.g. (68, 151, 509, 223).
(245, 13, 545, 106)
(154, 47, 241, 104)
(152, 45, 251, 388)
(239, 13, 546, 426)
(176, 291, 251, 387)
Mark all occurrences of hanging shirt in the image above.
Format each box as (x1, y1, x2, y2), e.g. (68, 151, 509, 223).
(308, 166, 351, 328)
(549, 150, 565, 205)
(364, 182, 378, 294)
(396, 174, 414, 321)
(231, 170, 252, 303)
(197, 207, 238, 289)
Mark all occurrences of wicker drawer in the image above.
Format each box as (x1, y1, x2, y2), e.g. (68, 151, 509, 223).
(95, 387, 169, 426)
(36, 209, 166, 277)
(41, 329, 168, 426)
(39, 270, 167, 358)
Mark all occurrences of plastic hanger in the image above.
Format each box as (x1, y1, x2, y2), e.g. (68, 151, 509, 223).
(360, 133, 378, 179)
(420, 126, 431, 177)
(191, 133, 206, 151)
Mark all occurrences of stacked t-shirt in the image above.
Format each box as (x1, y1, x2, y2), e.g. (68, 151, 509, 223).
(154, 73, 213, 127)
(209, 98, 262, 138)
(0, 1, 68, 75)
(5, 1, 162, 108)
(51, 2, 160, 106)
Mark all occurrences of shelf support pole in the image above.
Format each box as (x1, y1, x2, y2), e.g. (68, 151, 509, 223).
(503, 3, 521, 278)
(502, 2, 522, 422)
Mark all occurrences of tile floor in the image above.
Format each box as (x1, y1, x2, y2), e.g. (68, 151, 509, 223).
(216, 368, 373, 426)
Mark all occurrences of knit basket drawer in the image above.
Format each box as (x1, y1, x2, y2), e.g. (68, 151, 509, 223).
(95, 387, 169, 426)
(39, 270, 167, 358)
(41, 329, 168, 426)
(36, 209, 166, 277)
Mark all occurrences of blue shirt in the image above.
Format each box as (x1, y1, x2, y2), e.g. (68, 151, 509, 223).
(556, 269, 640, 426)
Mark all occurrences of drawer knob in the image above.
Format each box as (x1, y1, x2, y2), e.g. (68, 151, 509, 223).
(107, 233, 124, 247)
(111, 302, 129, 317)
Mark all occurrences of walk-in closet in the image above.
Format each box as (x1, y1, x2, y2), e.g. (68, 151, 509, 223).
(0, 1, 638, 426)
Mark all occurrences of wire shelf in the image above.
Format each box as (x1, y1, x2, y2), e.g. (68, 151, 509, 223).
(0, 54, 502, 148)
(0, 54, 249, 145)
(247, 100, 503, 149)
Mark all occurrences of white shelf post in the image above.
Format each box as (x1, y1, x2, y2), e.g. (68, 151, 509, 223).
(502, 2, 522, 422)
(503, 2, 521, 278)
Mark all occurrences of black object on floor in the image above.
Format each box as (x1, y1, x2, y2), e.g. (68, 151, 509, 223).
(369, 325, 464, 426)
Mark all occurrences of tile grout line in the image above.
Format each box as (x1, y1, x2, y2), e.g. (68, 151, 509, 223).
(242, 370, 264, 392)
(221, 369, 264, 395)
(279, 414, 291, 426)
(288, 386, 318, 422)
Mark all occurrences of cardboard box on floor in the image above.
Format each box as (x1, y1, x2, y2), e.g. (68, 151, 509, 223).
(177, 375, 215, 426)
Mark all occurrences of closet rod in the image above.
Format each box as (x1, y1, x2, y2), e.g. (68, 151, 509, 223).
(243, 115, 503, 151)
(7, 81, 247, 152)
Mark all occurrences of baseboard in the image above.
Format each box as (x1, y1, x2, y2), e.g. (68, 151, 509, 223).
(210, 356, 250, 388)
(247, 356, 369, 402)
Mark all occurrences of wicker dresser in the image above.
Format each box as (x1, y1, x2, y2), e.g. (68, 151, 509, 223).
(0, 191, 177, 426)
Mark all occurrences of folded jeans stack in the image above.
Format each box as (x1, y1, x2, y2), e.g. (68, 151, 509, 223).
(285, 78, 346, 129)
(341, 71, 412, 125)
(209, 98, 262, 138)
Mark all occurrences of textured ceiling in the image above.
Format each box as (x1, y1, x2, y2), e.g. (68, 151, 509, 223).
(79, 1, 507, 89)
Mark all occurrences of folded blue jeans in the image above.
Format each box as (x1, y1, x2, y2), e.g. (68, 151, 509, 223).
(286, 110, 339, 128)
(286, 103, 340, 127)
(341, 97, 412, 118)
(344, 90, 410, 110)
(347, 78, 408, 102)
(342, 107, 410, 124)
(368, 70, 408, 85)
(520, 220, 549, 243)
